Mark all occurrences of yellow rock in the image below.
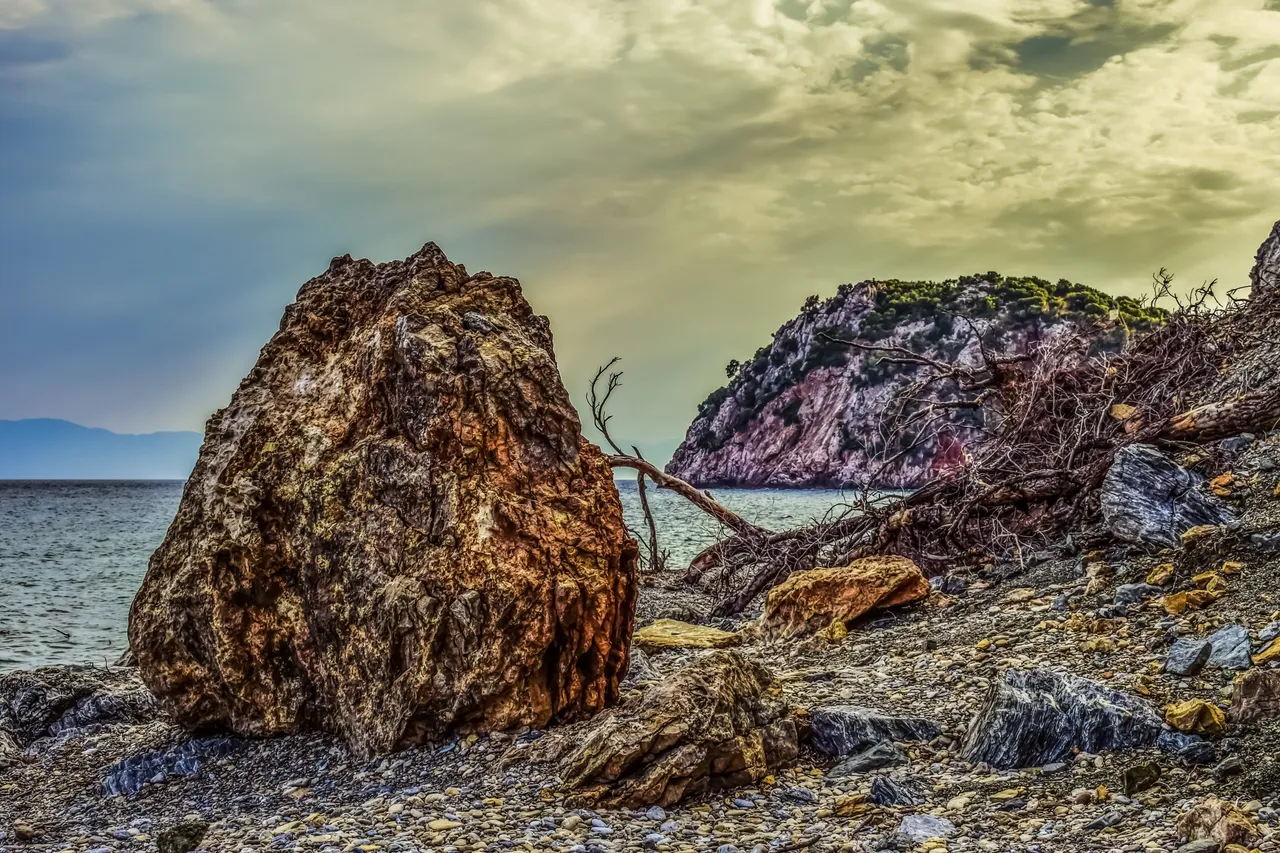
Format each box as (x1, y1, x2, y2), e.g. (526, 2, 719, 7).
(1081, 638, 1115, 653)
(1147, 563, 1176, 586)
(819, 618, 849, 643)
(991, 787, 1026, 800)
(1222, 561, 1244, 576)
(1252, 641, 1280, 666)
(633, 619, 741, 650)
(1181, 525, 1222, 545)
(1165, 699, 1227, 736)
(428, 819, 461, 831)
(1210, 472, 1235, 497)
(1110, 403, 1139, 421)
(762, 556, 930, 637)
(835, 794, 873, 817)
(1003, 587, 1037, 604)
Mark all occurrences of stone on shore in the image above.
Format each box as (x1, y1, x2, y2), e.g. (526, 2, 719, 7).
(1165, 699, 1227, 736)
(1166, 638, 1213, 677)
(633, 619, 740, 651)
(1101, 445, 1235, 549)
(527, 650, 798, 808)
(1176, 797, 1258, 848)
(1206, 625, 1252, 671)
(0, 666, 156, 748)
(128, 243, 639, 755)
(809, 706, 940, 758)
(1231, 669, 1280, 724)
(761, 556, 930, 637)
(960, 669, 1163, 769)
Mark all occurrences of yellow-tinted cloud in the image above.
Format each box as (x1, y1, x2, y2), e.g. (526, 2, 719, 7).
(6, 0, 1280, 451)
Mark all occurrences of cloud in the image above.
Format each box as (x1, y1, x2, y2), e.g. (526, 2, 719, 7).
(2, 0, 1279, 452)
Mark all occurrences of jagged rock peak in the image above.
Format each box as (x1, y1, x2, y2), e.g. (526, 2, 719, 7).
(1251, 219, 1280, 296)
(129, 241, 638, 756)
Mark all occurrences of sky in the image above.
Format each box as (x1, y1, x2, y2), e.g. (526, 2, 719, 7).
(2, 0, 1279, 462)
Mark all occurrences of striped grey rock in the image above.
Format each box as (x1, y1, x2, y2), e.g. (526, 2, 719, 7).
(809, 706, 940, 758)
(960, 669, 1163, 769)
(1100, 444, 1234, 549)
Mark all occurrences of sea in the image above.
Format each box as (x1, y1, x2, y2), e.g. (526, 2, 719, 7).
(0, 480, 858, 673)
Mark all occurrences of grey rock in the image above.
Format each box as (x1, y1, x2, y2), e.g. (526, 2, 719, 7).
(1100, 445, 1235, 549)
(1260, 621, 1280, 644)
(960, 669, 1163, 769)
(102, 737, 240, 797)
(780, 786, 818, 804)
(1165, 638, 1212, 677)
(1207, 624, 1252, 670)
(828, 741, 907, 776)
(1175, 841, 1222, 853)
(809, 706, 940, 758)
(1083, 810, 1128, 832)
(1214, 756, 1243, 780)
(624, 650, 660, 686)
(0, 666, 156, 747)
(1157, 731, 1217, 765)
(1219, 435, 1255, 454)
(870, 777, 926, 806)
(643, 806, 666, 821)
(1115, 583, 1163, 605)
(897, 815, 956, 843)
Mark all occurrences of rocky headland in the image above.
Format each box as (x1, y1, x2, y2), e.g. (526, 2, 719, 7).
(5, 228, 1280, 853)
(666, 275, 1166, 489)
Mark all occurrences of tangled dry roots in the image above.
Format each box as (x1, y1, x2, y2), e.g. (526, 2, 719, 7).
(605, 224, 1280, 615)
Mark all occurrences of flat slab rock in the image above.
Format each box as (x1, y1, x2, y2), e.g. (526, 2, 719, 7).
(128, 243, 639, 756)
(961, 668, 1166, 769)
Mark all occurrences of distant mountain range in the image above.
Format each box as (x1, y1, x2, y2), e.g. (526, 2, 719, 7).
(0, 419, 203, 480)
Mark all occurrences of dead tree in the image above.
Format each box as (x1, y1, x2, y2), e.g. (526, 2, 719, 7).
(595, 262, 1280, 616)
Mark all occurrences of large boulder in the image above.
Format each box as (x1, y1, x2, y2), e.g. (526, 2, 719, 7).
(1100, 445, 1234, 550)
(525, 650, 799, 808)
(761, 556, 930, 637)
(129, 244, 639, 755)
(960, 669, 1165, 769)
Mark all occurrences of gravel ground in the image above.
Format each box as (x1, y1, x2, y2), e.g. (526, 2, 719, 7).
(4, 444, 1280, 853)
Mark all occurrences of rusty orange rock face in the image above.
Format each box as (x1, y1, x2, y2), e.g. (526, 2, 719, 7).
(128, 243, 638, 756)
(761, 555, 930, 636)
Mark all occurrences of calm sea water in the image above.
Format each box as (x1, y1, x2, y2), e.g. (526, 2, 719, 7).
(0, 480, 855, 672)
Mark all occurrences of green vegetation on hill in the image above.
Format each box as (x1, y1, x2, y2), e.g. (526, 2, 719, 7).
(692, 274, 1168, 452)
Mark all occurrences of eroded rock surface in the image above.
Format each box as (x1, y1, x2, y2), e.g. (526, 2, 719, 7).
(960, 669, 1164, 769)
(526, 650, 798, 808)
(0, 666, 156, 748)
(761, 556, 930, 637)
(128, 243, 639, 755)
(809, 706, 940, 758)
(1101, 445, 1235, 549)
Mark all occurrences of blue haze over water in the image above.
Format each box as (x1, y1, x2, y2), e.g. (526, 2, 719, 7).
(0, 480, 855, 672)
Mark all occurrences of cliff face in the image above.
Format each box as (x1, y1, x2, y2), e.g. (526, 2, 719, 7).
(667, 274, 1165, 489)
